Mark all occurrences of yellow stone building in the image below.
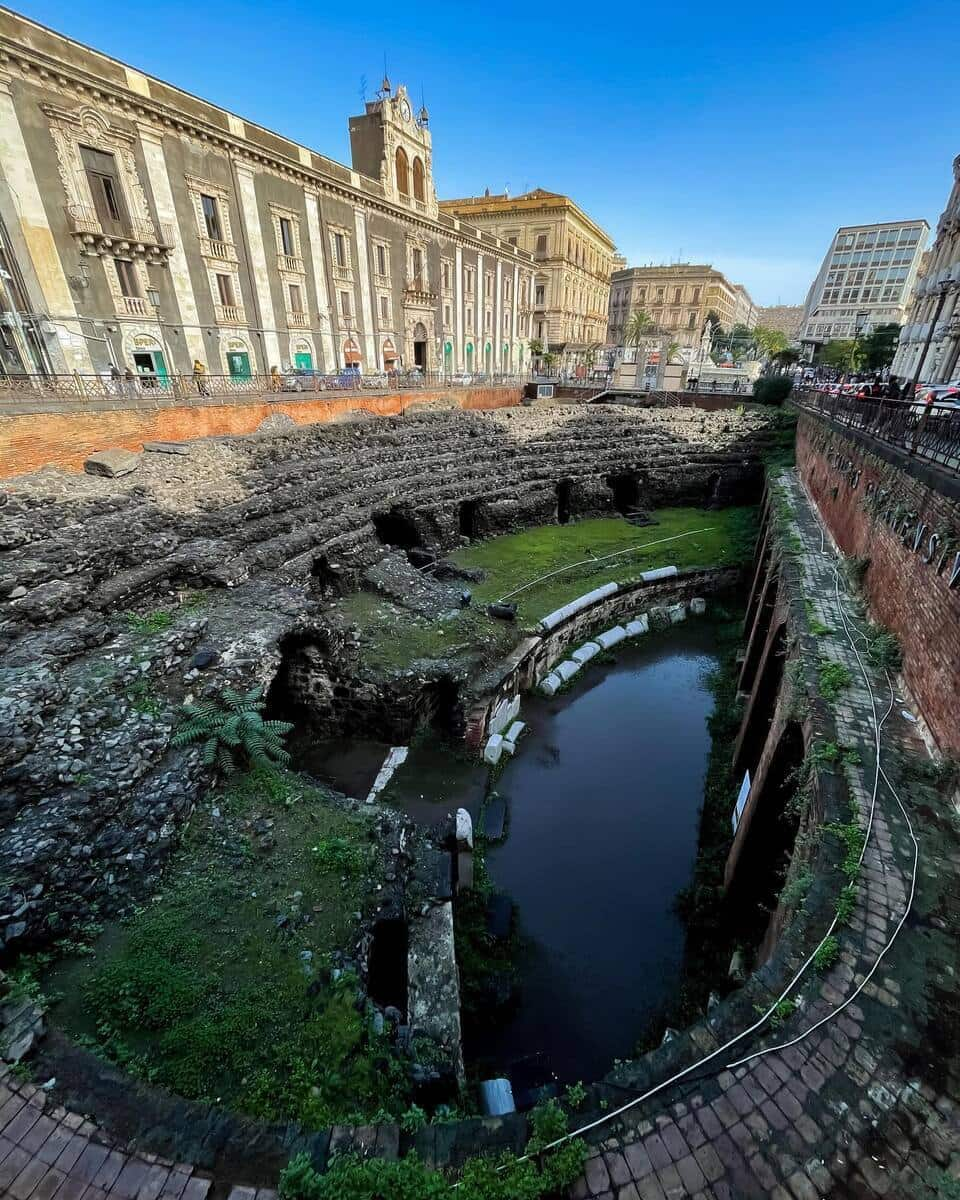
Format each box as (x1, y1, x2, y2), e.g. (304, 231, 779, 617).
(439, 189, 616, 370)
(607, 263, 758, 350)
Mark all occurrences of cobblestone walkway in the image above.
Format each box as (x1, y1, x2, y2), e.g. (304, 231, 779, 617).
(1, 472, 957, 1199)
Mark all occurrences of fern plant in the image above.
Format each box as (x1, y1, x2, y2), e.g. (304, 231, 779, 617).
(172, 687, 292, 775)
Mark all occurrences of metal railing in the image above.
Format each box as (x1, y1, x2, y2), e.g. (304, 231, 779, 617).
(793, 388, 960, 475)
(0, 370, 528, 407)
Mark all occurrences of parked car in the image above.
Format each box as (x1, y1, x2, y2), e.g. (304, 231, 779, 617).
(281, 368, 316, 392)
(911, 379, 960, 412)
(449, 372, 473, 385)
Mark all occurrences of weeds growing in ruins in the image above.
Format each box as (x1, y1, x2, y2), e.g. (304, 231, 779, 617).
(835, 883, 858, 925)
(312, 836, 370, 876)
(818, 660, 852, 701)
(172, 687, 293, 774)
(125, 609, 174, 635)
(812, 935, 840, 972)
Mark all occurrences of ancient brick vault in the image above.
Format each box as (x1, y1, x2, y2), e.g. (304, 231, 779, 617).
(0, 403, 957, 1198)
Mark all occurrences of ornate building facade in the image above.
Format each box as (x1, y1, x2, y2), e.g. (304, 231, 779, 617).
(892, 156, 960, 384)
(0, 10, 533, 379)
(607, 263, 757, 349)
(438, 189, 616, 369)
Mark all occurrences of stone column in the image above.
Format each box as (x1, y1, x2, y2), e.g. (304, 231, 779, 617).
(137, 123, 205, 370)
(303, 188, 335, 372)
(454, 244, 463, 372)
(353, 207, 377, 370)
(233, 161, 281, 371)
(0, 75, 92, 372)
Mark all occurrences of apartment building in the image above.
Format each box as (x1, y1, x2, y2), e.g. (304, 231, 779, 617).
(607, 263, 757, 348)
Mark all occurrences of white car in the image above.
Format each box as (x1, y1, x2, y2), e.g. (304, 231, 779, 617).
(912, 381, 960, 412)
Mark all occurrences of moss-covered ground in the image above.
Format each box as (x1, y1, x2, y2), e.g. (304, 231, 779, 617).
(342, 507, 758, 674)
(41, 769, 412, 1127)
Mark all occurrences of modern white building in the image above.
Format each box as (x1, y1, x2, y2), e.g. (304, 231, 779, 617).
(892, 155, 960, 385)
(799, 220, 929, 360)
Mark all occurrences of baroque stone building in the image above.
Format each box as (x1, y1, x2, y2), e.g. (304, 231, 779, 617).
(892, 155, 960, 384)
(438, 189, 616, 369)
(798, 219, 928, 360)
(607, 263, 757, 349)
(0, 10, 533, 380)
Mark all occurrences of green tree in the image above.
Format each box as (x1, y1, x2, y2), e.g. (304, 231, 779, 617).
(625, 308, 656, 350)
(753, 325, 790, 360)
(860, 323, 901, 371)
(528, 338, 544, 358)
(819, 339, 865, 373)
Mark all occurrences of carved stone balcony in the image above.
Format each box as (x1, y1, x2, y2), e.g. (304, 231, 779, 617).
(287, 311, 310, 328)
(404, 276, 436, 306)
(120, 295, 152, 317)
(199, 235, 238, 262)
(65, 204, 175, 264)
(278, 253, 304, 274)
(215, 303, 246, 325)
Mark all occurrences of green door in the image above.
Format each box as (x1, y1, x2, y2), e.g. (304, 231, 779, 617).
(443, 342, 452, 374)
(227, 351, 251, 379)
(294, 351, 313, 371)
(153, 350, 168, 386)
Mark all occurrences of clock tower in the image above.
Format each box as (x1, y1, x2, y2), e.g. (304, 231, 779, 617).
(349, 82, 437, 217)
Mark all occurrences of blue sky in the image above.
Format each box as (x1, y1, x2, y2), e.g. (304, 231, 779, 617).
(14, 0, 960, 305)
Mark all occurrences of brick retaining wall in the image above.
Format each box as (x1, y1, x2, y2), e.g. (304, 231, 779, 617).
(0, 386, 521, 477)
(797, 412, 960, 757)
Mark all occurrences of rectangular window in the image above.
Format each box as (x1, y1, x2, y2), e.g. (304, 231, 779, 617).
(691, 287, 700, 303)
(334, 232, 347, 267)
(484, 309, 492, 332)
(674, 287, 682, 303)
(466, 306, 473, 331)
(485, 273, 493, 298)
(81, 146, 126, 231)
(688, 311, 697, 328)
(637, 288, 646, 303)
(412, 248, 424, 283)
(380, 294, 389, 320)
(442, 261, 451, 289)
(339, 290, 351, 318)
(279, 216, 295, 257)
(201, 194, 223, 241)
(376, 244, 387, 276)
(535, 234, 548, 256)
(508, 236, 517, 246)
(535, 284, 545, 306)
(288, 282, 303, 313)
(216, 273, 235, 307)
(115, 258, 140, 298)
(444, 303, 451, 325)
(464, 267, 475, 295)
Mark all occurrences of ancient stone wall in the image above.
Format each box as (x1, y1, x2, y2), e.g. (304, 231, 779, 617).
(0, 386, 522, 476)
(797, 412, 960, 757)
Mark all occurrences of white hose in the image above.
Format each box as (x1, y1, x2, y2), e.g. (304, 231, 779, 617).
(486, 471, 921, 1170)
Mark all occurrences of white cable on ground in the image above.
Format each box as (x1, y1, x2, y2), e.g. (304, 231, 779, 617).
(497, 527, 716, 602)
(484, 473, 922, 1172)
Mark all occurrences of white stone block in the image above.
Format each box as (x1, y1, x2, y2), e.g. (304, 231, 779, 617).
(538, 582, 618, 632)
(539, 673, 561, 696)
(641, 565, 678, 582)
(555, 659, 581, 682)
(365, 745, 409, 803)
(571, 641, 601, 665)
(504, 721, 525, 744)
(501, 739, 516, 756)
(595, 625, 627, 649)
(455, 807, 473, 850)
(483, 734, 504, 764)
(668, 604, 687, 624)
(625, 614, 649, 637)
(690, 597, 707, 615)
(489, 693, 521, 736)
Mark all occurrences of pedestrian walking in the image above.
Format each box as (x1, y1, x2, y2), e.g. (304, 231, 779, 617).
(270, 364, 281, 394)
(123, 365, 137, 398)
(193, 358, 209, 397)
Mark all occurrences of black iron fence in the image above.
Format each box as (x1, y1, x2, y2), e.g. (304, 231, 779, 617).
(0, 370, 526, 406)
(793, 388, 960, 475)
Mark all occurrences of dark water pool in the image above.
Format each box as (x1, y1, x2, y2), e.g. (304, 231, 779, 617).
(471, 623, 720, 1084)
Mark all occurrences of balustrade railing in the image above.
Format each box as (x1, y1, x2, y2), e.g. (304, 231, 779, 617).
(793, 388, 960, 475)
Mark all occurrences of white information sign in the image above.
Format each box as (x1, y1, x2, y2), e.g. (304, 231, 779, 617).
(732, 770, 751, 833)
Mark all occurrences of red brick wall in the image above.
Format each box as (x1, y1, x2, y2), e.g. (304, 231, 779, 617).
(797, 414, 960, 756)
(0, 387, 521, 477)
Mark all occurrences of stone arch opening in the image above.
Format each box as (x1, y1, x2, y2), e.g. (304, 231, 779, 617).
(413, 321, 428, 371)
(412, 156, 425, 202)
(309, 554, 342, 597)
(727, 720, 806, 958)
(606, 472, 642, 516)
(372, 507, 423, 551)
(706, 471, 722, 508)
(395, 146, 409, 195)
(458, 498, 483, 540)
(556, 479, 573, 525)
(417, 674, 464, 738)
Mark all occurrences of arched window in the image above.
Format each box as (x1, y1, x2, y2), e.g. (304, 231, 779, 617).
(395, 147, 409, 195)
(412, 157, 425, 202)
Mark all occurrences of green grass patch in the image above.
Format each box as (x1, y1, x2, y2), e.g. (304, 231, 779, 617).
(818, 660, 852, 701)
(44, 769, 406, 1126)
(125, 609, 174, 635)
(812, 935, 840, 972)
(452, 506, 758, 626)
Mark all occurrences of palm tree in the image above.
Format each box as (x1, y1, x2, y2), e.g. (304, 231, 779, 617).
(625, 308, 656, 351)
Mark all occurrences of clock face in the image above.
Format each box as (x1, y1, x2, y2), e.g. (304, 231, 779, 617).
(399, 99, 411, 122)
